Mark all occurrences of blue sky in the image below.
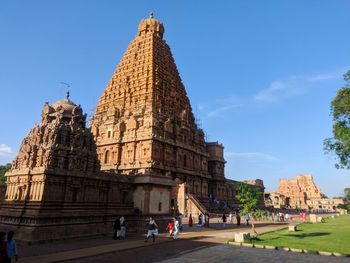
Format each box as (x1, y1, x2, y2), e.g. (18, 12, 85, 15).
(1, 1, 350, 196)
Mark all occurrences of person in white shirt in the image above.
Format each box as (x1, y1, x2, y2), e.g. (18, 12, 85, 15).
(120, 216, 126, 239)
(173, 217, 180, 240)
(229, 211, 233, 224)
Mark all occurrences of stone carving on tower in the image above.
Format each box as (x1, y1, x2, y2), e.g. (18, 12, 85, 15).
(11, 94, 99, 175)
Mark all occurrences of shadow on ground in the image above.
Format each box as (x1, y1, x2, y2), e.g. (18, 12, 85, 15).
(59, 236, 221, 263)
(281, 232, 330, 239)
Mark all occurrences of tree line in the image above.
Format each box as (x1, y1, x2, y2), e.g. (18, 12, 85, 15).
(0, 163, 11, 183)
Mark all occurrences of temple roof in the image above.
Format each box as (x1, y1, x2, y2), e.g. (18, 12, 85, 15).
(51, 92, 78, 118)
(138, 13, 164, 38)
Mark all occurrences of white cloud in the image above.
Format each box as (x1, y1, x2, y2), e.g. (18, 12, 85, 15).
(0, 144, 14, 165)
(0, 144, 12, 155)
(253, 80, 301, 102)
(307, 73, 337, 82)
(198, 96, 243, 118)
(197, 69, 345, 120)
(206, 103, 243, 118)
(225, 151, 279, 161)
(253, 71, 341, 103)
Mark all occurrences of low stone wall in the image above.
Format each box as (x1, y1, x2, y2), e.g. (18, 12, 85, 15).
(0, 213, 172, 244)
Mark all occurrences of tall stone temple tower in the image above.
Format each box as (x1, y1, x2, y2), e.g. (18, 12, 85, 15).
(90, 14, 229, 215)
(91, 14, 209, 178)
(0, 15, 264, 242)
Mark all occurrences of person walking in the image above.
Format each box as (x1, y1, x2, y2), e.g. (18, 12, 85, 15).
(0, 232, 7, 263)
(285, 213, 289, 222)
(235, 209, 241, 226)
(178, 213, 183, 231)
(6, 231, 18, 263)
(198, 213, 203, 227)
(173, 217, 180, 240)
(244, 214, 250, 226)
(229, 211, 233, 224)
(222, 213, 227, 228)
(120, 216, 126, 239)
(166, 219, 174, 238)
(204, 213, 209, 228)
(145, 216, 158, 242)
(113, 216, 121, 240)
(188, 214, 193, 227)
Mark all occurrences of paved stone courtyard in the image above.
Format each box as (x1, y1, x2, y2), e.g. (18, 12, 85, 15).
(158, 245, 350, 263)
(18, 221, 350, 263)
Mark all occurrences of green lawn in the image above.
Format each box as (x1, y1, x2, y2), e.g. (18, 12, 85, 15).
(248, 215, 350, 254)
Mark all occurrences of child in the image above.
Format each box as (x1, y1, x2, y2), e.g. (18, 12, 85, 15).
(166, 219, 174, 237)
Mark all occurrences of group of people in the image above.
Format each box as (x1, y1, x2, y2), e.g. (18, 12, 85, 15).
(146, 214, 182, 242)
(145, 214, 186, 242)
(221, 211, 249, 227)
(113, 216, 126, 240)
(222, 209, 246, 226)
(113, 215, 183, 243)
(196, 213, 210, 227)
(165, 216, 181, 240)
(113, 209, 259, 243)
(270, 212, 291, 222)
(0, 231, 18, 263)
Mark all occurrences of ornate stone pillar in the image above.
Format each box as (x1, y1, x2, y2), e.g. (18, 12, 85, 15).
(143, 185, 152, 214)
(38, 181, 44, 201)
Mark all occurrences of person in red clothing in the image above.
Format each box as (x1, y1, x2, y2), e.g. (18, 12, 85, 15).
(188, 214, 193, 227)
(204, 213, 209, 228)
(0, 232, 7, 263)
(166, 219, 174, 237)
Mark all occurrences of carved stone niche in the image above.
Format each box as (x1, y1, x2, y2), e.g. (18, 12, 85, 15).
(181, 109, 188, 122)
(126, 118, 137, 130)
(91, 124, 99, 137)
(107, 106, 119, 119)
(164, 118, 173, 133)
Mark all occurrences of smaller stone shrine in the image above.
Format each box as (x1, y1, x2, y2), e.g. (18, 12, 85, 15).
(277, 174, 321, 209)
(0, 94, 135, 242)
(265, 174, 343, 212)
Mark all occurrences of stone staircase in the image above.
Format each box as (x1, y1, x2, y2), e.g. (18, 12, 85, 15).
(187, 194, 233, 217)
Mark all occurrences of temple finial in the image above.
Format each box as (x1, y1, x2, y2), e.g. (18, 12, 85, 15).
(149, 12, 154, 19)
(66, 91, 70, 99)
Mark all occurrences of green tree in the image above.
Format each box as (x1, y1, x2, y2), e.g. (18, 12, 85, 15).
(320, 193, 328, 199)
(0, 163, 11, 183)
(344, 187, 350, 200)
(235, 182, 262, 235)
(324, 70, 350, 169)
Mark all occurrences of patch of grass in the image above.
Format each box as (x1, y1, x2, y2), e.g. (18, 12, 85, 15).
(248, 215, 350, 254)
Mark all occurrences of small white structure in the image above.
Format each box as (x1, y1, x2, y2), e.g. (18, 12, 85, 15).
(288, 225, 297, 232)
(234, 232, 251, 243)
(309, 214, 317, 223)
(317, 216, 323, 222)
(339, 209, 348, 215)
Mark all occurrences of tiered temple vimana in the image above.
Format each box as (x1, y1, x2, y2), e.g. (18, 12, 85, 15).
(0, 14, 263, 242)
